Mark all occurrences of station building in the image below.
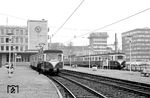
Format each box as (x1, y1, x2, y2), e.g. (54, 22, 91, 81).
(0, 19, 48, 67)
(122, 28, 150, 62)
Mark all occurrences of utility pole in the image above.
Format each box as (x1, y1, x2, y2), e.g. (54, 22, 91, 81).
(69, 42, 72, 67)
(88, 45, 91, 69)
(7, 33, 14, 77)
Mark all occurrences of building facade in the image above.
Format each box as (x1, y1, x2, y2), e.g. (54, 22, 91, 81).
(122, 28, 150, 62)
(0, 25, 32, 66)
(49, 42, 89, 57)
(0, 19, 48, 67)
(88, 32, 108, 54)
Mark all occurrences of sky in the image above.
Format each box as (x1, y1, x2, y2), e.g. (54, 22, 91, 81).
(0, 0, 150, 49)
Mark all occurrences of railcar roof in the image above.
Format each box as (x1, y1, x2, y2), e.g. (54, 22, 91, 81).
(77, 52, 125, 57)
(43, 50, 63, 53)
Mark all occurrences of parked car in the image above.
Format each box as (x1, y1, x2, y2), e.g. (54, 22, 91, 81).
(92, 65, 97, 71)
(5, 63, 9, 69)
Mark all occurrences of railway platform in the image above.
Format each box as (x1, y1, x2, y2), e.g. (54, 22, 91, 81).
(0, 66, 62, 98)
(64, 66, 150, 85)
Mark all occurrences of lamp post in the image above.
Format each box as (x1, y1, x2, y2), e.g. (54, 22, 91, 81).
(69, 42, 72, 67)
(7, 33, 14, 77)
(14, 53, 17, 68)
(88, 45, 91, 69)
(12, 45, 16, 68)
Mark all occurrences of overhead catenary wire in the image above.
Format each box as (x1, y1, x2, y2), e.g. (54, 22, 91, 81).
(0, 13, 27, 21)
(64, 7, 150, 44)
(52, 0, 85, 37)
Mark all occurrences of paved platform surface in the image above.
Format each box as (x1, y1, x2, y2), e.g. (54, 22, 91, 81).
(64, 66, 150, 85)
(0, 66, 62, 98)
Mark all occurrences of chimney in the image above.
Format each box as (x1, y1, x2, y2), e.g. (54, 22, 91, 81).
(114, 33, 118, 53)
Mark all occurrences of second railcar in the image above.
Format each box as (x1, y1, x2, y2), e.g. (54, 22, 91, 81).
(64, 53, 126, 70)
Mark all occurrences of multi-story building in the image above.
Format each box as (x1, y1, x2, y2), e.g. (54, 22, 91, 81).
(122, 28, 150, 62)
(49, 42, 89, 56)
(0, 19, 48, 67)
(88, 32, 108, 54)
(0, 25, 32, 66)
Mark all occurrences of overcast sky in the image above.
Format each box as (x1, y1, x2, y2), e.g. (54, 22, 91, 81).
(0, 0, 150, 49)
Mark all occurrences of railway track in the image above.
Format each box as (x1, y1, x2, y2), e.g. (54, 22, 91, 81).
(48, 75, 107, 98)
(60, 69, 150, 98)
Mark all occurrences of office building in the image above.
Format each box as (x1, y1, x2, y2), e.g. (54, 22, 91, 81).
(122, 28, 150, 62)
(88, 32, 108, 54)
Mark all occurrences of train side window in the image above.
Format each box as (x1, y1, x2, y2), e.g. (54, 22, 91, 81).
(95, 57, 98, 61)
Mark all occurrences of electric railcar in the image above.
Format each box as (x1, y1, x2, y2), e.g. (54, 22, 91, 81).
(30, 50, 63, 74)
(64, 53, 126, 70)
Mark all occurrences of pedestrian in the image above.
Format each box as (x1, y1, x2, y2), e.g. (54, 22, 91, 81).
(6, 63, 14, 78)
(10, 63, 14, 74)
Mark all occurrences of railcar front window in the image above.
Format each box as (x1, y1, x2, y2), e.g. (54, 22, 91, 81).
(117, 56, 123, 59)
(46, 53, 62, 61)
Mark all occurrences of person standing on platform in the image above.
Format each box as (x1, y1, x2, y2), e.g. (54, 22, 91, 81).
(5, 63, 14, 78)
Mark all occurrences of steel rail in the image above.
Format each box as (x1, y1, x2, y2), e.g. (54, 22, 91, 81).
(59, 75, 107, 98)
(49, 76, 76, 98)
(61, 70, 150, 97)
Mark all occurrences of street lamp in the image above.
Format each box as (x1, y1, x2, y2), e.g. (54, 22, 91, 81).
(12, 45, 16, 68)
(88, 45, 91, 69)
(7, 33, 14, 77)
(69, 42, 72, 67)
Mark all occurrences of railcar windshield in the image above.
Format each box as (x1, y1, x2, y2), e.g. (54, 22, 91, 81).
(117, 55, 123, 60)
(46, 53, 62, 62)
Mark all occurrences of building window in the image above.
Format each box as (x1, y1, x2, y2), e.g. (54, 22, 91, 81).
(1, 29, 4, 35)
(20, 37, 23, 43)
(6, 46, 9, 51)
(25, 38, 28, 43)
(16, 37, 18, 43)
(25, 45, 28, 50)
(24, 29, 28, 35)
(11, 29, 14, 34)
(20, 46, 23, 51)
(1, 46, 4, 51)
(6, 38, 9, 43)
(16, 29, 19, 35)
(6, 29, 8, 34)
(20, 30, 23, 35)
(11, 46, 15, 51)
(16, 46, 19, 51)
(1, 37, 4, 43)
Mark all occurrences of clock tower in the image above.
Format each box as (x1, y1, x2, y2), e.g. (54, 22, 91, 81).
(27, 19, 48, 50)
